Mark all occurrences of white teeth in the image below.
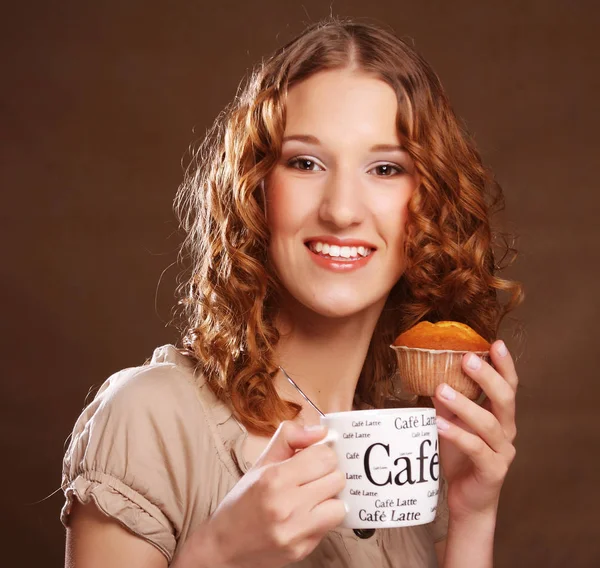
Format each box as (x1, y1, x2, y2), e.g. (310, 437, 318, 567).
(308, 241, 373, 259)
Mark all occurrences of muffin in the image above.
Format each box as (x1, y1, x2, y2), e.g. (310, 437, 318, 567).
(390, 321, 491, 400)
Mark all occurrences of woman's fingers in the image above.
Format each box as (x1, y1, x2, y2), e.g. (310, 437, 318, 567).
(489, 340, 519, 392)
(434, 414, 514, 478)
(278, 496, 346, 561)
(295, 498, 347, 540)
(255, 421, 329, 468)
(432, 397, 472, 433)
(461, 346, 517, 442)
(278, 442, 339, 486)
(298, 469, 345, 511)
(435, 383, 513, 457)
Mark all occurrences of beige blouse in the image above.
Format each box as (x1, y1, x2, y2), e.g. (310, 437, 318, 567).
(61, 345, 448, 566)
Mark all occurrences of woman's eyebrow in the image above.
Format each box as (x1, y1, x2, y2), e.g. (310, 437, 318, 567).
(282, 135, 405, 154)
(369, 143, 405, 153)
(282, 134, 320, 145)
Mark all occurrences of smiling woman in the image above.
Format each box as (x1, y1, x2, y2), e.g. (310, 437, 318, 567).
(62, 16, 523, 568)
(267, 70, 416, 318)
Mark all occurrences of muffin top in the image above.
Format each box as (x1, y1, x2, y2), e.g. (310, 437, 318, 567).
(393, 321, 491, 351)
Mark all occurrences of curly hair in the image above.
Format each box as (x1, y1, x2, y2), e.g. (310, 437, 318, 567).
(174, 17, 524, 435)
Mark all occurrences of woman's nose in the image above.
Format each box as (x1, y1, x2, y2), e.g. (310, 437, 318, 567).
(318, 171, 365, 229)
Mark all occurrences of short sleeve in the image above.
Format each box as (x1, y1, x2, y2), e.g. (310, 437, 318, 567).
(428, 474, 449, 543)
(61, 362, 203, 561)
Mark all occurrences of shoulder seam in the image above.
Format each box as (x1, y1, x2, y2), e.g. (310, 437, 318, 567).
(166, 365, 243, 482)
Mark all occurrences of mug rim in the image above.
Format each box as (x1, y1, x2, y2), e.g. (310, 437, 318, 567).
(322, 406, 435, 419)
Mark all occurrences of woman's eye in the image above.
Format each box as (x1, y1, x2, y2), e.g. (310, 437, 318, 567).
(288, 158, 323, 171)
(370, 164, 405, 177)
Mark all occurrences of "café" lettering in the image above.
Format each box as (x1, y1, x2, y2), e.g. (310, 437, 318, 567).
(363, 440, 439, 486)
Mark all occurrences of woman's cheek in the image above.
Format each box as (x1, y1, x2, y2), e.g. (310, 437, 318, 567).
(266, 173, 314, 229)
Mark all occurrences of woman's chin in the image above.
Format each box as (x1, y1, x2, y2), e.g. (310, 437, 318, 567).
(298, 296, 383, 321)
(277, 283, 390, 322)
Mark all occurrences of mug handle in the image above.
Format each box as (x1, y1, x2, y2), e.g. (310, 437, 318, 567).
(311, 428, 339, 446)
(310, 428, 376, 539)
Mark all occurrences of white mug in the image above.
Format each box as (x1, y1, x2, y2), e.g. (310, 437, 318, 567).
(319, 407, 440, 529)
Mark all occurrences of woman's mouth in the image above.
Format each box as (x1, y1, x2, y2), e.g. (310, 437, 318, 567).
(306, 241, 374, 261)
(304, 240, 376, 273)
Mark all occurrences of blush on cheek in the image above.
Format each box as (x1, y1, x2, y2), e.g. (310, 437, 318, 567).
(266, 179, 316, 236)
(264, 178, 294, 230)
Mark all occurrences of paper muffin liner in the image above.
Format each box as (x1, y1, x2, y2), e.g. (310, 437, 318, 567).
(390, 346, 490, 400)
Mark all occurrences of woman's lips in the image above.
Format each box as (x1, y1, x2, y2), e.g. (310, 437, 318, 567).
(305, 243, 375, 272)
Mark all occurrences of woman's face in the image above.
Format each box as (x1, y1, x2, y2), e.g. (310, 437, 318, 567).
(266, 69, 418, 319)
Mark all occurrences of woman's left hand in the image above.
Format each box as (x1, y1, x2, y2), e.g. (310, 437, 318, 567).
(432, 340, 518, 520)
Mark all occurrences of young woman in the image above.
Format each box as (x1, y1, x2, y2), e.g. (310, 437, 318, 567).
(62, 18, 523, 568)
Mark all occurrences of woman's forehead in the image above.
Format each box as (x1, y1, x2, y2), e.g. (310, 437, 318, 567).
(283, 69, 401, 149)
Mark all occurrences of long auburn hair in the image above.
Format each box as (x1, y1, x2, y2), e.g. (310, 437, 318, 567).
(175, 18, 524, 435)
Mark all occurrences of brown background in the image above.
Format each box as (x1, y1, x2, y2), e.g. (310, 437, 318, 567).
(1, 1, 598, 566)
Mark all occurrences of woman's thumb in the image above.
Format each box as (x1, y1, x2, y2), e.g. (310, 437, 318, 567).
(255, 421, 327, 467)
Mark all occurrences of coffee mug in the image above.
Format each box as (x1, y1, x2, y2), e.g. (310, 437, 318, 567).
(319, 407, 440, 529)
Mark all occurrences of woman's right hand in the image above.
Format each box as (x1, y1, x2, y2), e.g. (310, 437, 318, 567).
(180, 421, 346, 568)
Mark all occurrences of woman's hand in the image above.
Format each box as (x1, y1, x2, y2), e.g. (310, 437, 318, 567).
(432, 340, 518, 520)
(179, 422, 345, 568)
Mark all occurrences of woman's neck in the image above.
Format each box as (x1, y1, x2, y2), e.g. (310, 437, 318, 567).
(273, 294, 386, 421)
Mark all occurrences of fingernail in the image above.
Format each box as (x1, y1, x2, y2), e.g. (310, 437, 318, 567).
(304, 424, 326, 433)
(497, 341, 508, 357)
(344, 502, 350, 514)
(436, 416, 450, 431)
(440, 383, 456, 401)
(467, 353, 481, 370)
